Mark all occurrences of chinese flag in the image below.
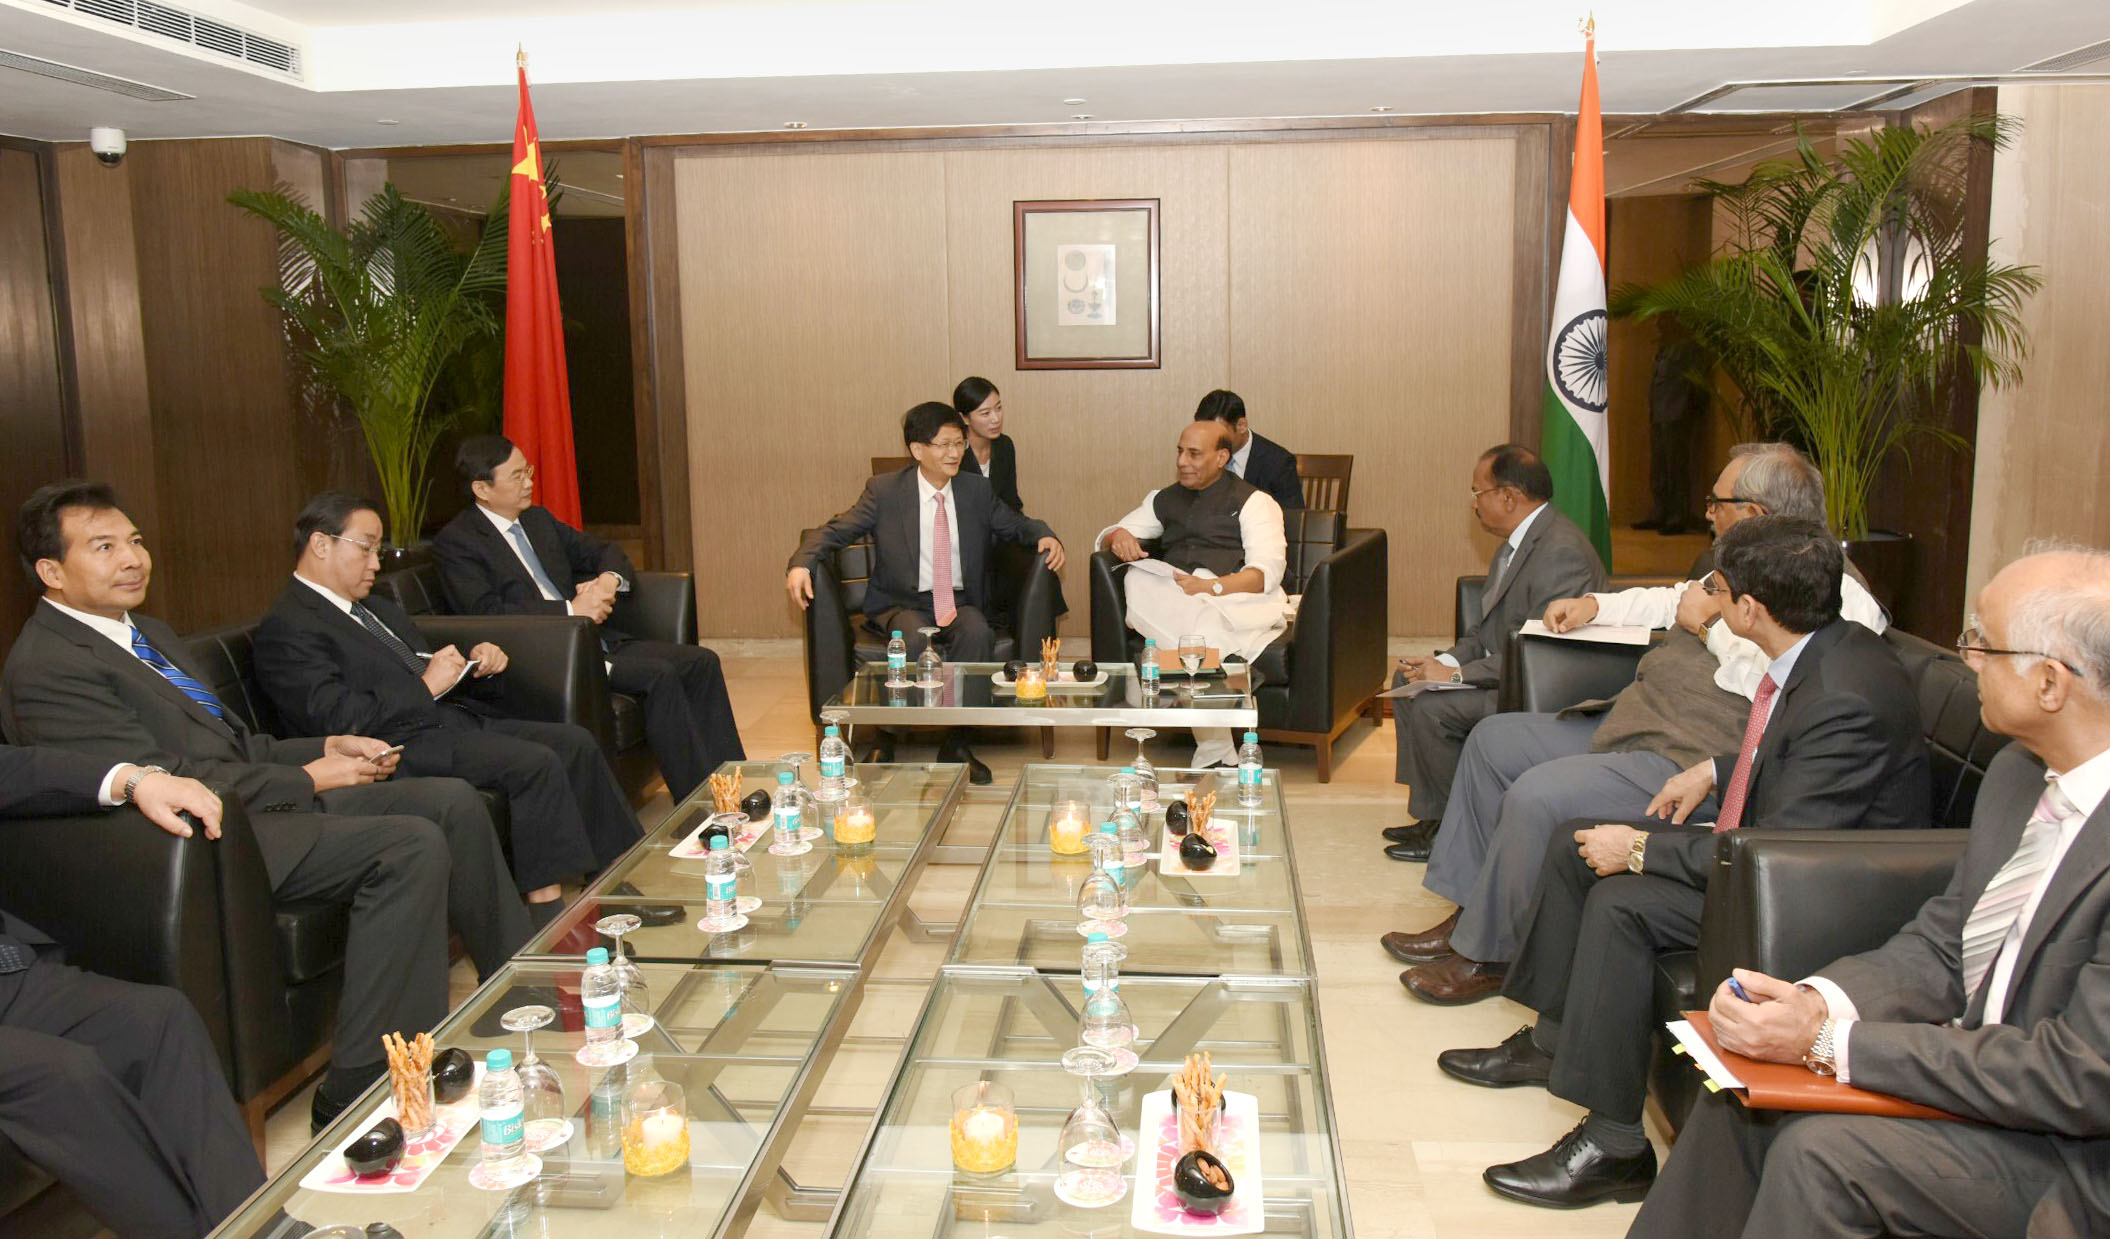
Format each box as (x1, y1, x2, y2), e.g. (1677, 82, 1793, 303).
(503, 54, 583, 525)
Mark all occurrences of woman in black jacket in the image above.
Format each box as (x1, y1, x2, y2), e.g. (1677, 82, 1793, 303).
(953, 376, 1024, 513)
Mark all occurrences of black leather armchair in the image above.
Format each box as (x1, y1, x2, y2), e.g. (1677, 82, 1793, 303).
(798, 532, 1063, 750)
(373, 559, 697, 802)
(1090, 511, 1388, 781)
(1452, 574, 1677, 714)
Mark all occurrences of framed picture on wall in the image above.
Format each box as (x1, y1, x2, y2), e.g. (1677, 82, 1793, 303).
(1013, 198, 1161, 370)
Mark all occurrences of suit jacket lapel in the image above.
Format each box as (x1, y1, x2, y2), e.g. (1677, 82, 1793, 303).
(2005, 798, 2110, 1010)
(56, 611, 242, 742)
(888, 471, 920, 600)
(1743, 621, 1847, 796)
(474, 509, 544, 599)
(522, 509, 574, 596)
(1478, 511, 1546, 615)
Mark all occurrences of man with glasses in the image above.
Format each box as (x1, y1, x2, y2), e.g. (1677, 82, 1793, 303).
(434, 435, 745, 802)
(1388, 443, 1887, 1004)
(255, 492, 640, 929)
(787, 402, 1063, 782)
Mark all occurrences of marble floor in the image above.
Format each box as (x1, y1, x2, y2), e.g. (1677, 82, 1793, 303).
(263, 642, 1671, 1238)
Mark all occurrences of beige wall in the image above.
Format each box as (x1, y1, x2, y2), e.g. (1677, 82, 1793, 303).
(676, 134, 1525, 638)
(1966, 85, 2110, 611)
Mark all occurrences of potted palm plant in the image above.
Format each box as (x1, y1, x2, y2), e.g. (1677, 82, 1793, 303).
(231, 183, 507, 551)
(1617, 115, 2038, 609)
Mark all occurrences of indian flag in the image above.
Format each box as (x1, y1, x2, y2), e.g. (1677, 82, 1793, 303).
(1542, 24, 1611, 564)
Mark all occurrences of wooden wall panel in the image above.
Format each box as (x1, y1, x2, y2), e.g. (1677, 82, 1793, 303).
(1967, 84, 2110, 608)
(677, 150, 952, 637)
(0, 146, 71, 649)
(1603, 194, 1714, 526)
(1228, 138, 1518, 636)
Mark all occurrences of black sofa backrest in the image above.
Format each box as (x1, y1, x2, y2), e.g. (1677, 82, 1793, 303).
(1282, 509, 1344, 594)
(1887, 628, 2008, 829)
(184, 621, 283, 739)
(823, 539, 881, 621)
(374, 558, 451, 616)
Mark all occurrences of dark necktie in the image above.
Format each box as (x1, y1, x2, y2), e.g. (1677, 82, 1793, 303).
(1713, 674, 1779, 833)
(130, 625, 230, 722)
(0, 938, 30, 974)
(507, 522, 564, 602)
(352, 602, 424, 674)
(1481, 543, 1515, 622)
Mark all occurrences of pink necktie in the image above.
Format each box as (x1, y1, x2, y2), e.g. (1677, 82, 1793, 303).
(1713, 674, 1778, 833)
(931, 494, 957, 626)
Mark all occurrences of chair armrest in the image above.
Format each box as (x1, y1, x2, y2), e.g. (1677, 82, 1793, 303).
(1282, 528, 1388, 732)
(1455, 575, 1486, 644)
(410, 614, 610, 743)
(802, 557, 858, 722)
(1694, 829, 1968, 999)
(1495, 631, 1650, 713)
(1011, 556, 1063, 657)
(1089, 551, 1131, 663)
(612, 572, 696, 646)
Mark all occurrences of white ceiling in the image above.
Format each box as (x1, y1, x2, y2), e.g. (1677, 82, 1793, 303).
(0, 0, 2104, 149)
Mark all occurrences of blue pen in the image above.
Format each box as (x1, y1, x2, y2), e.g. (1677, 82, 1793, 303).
(1727, 977, 1757, 1003)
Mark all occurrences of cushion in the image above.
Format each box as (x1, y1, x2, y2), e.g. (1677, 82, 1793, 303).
(275, 899, 350, 985)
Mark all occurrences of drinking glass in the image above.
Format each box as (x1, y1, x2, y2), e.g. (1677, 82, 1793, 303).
(915, 627, 943, 686)
(500, 1005, 569, 1153)
(779, 753, 822, 843)
(594, 913, 652, 1036)
(1080, 982, 1137, 1056)
(1178, 634, 1207, 676)
(1055, 1046, 1127, 1207)
(1123, 728, 1158, 807)
(1077, 833, 1126, 930)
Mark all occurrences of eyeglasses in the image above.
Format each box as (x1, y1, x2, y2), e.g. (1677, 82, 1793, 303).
(327, 532, 382, 557)
(1956, 625, 2077, 673)
(1698, 575, 1731, 597)
(1705, 493, 1765, 511)
(1468, 484, 1510, 500)
(923, 439, 967, 454)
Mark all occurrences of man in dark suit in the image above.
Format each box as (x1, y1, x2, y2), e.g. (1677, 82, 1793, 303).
(1630, 547, 2110, 1239)
(254, 492, 640, 926)
(1384, 444, 1607, 861)
(786, 402, 1064, 783)
(431, 435, 744, 802)
(0, 744, 264, 1239)
(1193, 389, 1303, 515)
(2, 481, 524, 1130)
(1437, 516, 1929, 1209)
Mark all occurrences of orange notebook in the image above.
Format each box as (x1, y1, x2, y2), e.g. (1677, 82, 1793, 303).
(1679, 1011, 1962, 1122)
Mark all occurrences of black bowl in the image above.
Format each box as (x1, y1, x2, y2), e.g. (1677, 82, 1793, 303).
(1179, 831, 1219, 871)
(1072, 659, 1098, 682)
(1002, 659, 1026, 680)
(701, 819, 733, 848)
(430, 1046, 475, 1105)
(740, 789, 772, 822)
(1164, 801, 1191, 836)
(344, 1117, 405, 1177)
(1172, 1149, 1234, 1214)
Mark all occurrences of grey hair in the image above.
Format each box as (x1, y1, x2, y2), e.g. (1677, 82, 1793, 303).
(1730, 442, 1827, 524)
(2002, 540, 2110, 699)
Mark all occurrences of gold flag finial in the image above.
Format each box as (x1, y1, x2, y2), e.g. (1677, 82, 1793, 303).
(516, 45, 527, 69)
(1580, 12, 1594, 37)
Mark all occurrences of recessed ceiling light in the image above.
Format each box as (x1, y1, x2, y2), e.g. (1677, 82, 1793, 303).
(1072, 113, 1093, 120)
(784, 120, 808, 129)
(1062, 97, 1086, 105)
(1371, 106, 1393, 113)
(376, 117, 399, 125)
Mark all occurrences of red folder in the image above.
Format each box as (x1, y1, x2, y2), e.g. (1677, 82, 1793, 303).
(1680, 1011, 1962, 1122)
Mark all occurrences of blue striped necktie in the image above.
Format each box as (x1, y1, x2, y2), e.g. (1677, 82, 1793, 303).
(129, 625, 230, 722)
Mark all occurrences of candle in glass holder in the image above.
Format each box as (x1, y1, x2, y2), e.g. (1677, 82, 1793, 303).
(1047, 800, 1091, 855)
(622, 1080, 690, 1177)
(1015, 665, 1047, 703)
(949, 1081, 1018, 1175)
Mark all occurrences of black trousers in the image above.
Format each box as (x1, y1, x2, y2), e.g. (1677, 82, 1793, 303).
(403, 714, 641, 891)
(872, 605, 995, 753)
(0, 958, 263, 1239)
(608, 639, 745, 802)
(1503, 820, 1712, 1123)
(1632, 1087, 2072, 1239)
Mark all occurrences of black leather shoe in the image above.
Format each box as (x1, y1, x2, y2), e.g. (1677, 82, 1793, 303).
(1384, 820, 1438, 861)
(1483, 1121, 1657, 1208)
(1438, 1025, 1554, 1088)
(864, 741, 895, 764)
(1381, 821, 1430, 844)
(311, 1081, 355, 1136)
(938, 745, 993, 784)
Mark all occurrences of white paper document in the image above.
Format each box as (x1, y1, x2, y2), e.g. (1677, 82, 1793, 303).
(1377, 678, 1478, 700)
(1116, 557, 1183, 580)
(1665, 1018, 1746, 1090)
(1519, 618, 1654, 646)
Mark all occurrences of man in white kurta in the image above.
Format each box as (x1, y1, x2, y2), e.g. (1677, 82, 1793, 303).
(1097, 421, 1289, 767)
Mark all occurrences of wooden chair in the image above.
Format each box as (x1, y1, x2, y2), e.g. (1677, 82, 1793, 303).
(870, 455, 911, 476)
(1297, 454, 1353, 516)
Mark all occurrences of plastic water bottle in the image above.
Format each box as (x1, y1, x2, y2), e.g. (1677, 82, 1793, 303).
(818, 725, 848, 790)
(581, 947, 623, 1047)
(479, 1049, 527, 1175)
(772, 771, 802, 849)
(704, 835, 736, 922)
(886, 630, 907, 682)
(1138, 638, 1160, 698)
(1237, 731, 1265, 807)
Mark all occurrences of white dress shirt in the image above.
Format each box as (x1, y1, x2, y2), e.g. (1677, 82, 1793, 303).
(1438, 503, 1548, 668)
(915, 471, 965, 594)
(1228, 435, 1253, 480)
(294, 572, 357, 616)
(1709, 631, 1811, 784)
(39, 598, 185, 804)
(479, 504, 565, 603)
(1803, 742, 2110, 1081)
(1588, 571, 1887, 700)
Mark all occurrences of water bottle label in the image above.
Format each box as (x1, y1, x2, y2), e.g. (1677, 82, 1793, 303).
(707, 874, 735, 902)
(888, 651, 906, 671)
(481, 1103, 524, 1148)
(1240, 763, 1262, 786)
(820, 755, 845, 778)
(775, 807, 801, 833)
(583, 993, 622, 1030)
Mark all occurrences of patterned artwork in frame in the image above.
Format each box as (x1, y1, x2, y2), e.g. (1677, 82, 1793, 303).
(1014, 198, 1161, 370)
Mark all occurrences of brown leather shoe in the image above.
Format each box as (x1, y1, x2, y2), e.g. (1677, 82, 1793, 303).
(1402, 954, 1507, 1005)
(1380, 910, 1459, 964)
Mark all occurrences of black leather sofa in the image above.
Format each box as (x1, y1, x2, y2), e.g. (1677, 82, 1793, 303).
(1090, 510, 1388, 781)
(372, 559, 697, 803)
(797, 529, 1064, 749)
(1487, 610, 2006, 1129)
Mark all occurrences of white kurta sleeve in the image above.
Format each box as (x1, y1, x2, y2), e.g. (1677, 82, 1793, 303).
(1841, 573, 1890, 635)
(1240, 493, 1288, 594)
(1590, 582, 1691, 630)
(1096, 490, 1165, 550)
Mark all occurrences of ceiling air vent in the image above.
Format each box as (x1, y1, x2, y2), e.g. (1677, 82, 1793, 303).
(2020, 39, 2110, 74)
(0, 47, 194, 101)
(38, 0, 303, 80)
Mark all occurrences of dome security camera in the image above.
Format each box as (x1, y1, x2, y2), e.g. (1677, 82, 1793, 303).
(89, 127, 126, 166)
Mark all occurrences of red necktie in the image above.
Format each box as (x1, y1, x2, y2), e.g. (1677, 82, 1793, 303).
(1713, 673, 1778, 833)
(931, 494, 957, 626)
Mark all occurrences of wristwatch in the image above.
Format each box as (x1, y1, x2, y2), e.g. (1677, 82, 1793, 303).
(122, 764, 168, 804)
(1626, 832, 1648, 874)
(1210, 580, 1223, 596)
(1803, 1017, 1839, 1077)
(1448, 669, 1463, 683)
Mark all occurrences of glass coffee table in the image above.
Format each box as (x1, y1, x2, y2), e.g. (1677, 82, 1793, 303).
(827, 966, 1348, 1238)
(521, 761, 969, 969)
(211, 959, 855, 1239)
(948, 764, 1311, 978)
(824, 663, 1260, 736)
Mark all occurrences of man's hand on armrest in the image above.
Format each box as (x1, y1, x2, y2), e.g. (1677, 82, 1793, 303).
(1105, 528, 1148, 562)
(1037, 537, 1065, 572)
(108, 765, 225, 839)
(785, 565, 815, 611)
(1543, 596, 1600, 633)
